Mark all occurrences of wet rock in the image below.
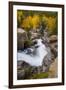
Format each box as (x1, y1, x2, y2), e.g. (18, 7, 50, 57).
(25, 48, 34, 54)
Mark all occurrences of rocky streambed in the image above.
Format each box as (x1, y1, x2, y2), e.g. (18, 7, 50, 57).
(17, 28, 58, 80)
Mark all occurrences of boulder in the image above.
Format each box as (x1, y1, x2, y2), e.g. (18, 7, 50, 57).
(49, 35, 58, 58)
(48, 58, 58, 78)
(17, 61, 31, 79)
(50, 42, 58, 58)
(17, 28, 28, 50)
(17, 60, 30, 68)
(49, 35, 57, 43)
(17, 69, 25, 79)
(42, 47, 52, 72)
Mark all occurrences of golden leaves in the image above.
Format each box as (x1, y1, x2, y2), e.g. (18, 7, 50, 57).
(32, 15, 40, 29)
(17, 10, 57, 34)
(42, 15, 57, 33)
(21, 16, 32, 30)
(21, 15, 40, 30)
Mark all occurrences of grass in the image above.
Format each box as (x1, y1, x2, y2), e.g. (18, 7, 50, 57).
(31, 72, 49, 79)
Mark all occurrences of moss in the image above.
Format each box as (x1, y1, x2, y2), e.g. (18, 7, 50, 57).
(24, 39, 33, 48)
(31, 72, 49, 79)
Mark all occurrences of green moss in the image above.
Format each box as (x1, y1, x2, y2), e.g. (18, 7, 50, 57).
(24, 39, 33, 48)
(31, 72, 49, 79)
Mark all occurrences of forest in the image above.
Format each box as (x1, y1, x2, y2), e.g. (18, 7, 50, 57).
(17, 10, 58, 35)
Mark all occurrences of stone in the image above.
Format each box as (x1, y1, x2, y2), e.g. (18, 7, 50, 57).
(48, 58, 58, 78)
(17, 69, 25, 79)
(17, 61, 31, 79)
(50, 42, 58, 58)
(49, 35, 57, 43)
(17, 28, 28, 50)
(25, 48, 34, 54)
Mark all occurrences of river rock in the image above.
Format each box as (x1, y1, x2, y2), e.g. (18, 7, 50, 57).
(50, 43, 57, 58)
(17, 69, 25, 79)
(48, 58, 58, 78)
(49, 35, 57, 43)
(17, 61, 31, 79)
(42, 47, 52, 72)
(17, 28, 28, 50)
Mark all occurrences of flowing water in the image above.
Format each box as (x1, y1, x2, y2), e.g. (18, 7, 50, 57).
(17, 39, 49, 66)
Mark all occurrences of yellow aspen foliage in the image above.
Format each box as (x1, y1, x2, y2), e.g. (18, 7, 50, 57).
(42, 15, 48, 29)
(21, 16, 32, 31)
(47, 17, 56, 32)
(32, 15, 40, 29)
(42, 15, 56, 33)
(42, 15, 48, 24)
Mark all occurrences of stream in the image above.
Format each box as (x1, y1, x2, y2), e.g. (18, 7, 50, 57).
(17, 39, 50, 66)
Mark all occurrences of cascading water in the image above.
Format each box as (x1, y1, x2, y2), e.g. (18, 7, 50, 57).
(17, 39, 50, 66)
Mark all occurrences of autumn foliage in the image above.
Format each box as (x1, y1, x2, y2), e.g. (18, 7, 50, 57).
(17, 10, 58, 35)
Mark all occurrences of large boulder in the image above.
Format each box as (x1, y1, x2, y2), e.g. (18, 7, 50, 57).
(17, 28, 28, 50)
(49, 35, 58, 58)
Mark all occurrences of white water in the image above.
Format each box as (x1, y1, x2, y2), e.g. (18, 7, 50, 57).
(17, 39, 48, 66)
